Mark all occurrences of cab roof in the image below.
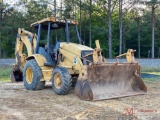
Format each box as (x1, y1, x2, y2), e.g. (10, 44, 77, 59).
(30, 17, 78, 30)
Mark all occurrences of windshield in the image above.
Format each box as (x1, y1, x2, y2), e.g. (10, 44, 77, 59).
(50, 25, 80, 44)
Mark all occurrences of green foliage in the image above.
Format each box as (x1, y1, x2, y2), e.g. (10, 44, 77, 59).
(0, 0, 160, 58)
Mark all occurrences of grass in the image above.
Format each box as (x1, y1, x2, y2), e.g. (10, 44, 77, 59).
(141, 66, 160, 72)
(0, 65, 12, 83)
(141, 67, 160, 82)
(143, 78, 160, 82)
(0, 65, 160, 83)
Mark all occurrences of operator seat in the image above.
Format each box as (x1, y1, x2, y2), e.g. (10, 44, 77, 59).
(38, 44, 56, 66)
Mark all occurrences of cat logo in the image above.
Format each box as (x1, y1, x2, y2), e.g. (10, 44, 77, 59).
(74, 57, 78, 64)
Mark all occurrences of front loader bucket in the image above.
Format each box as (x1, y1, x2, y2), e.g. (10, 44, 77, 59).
(75, 63, 147, 101)
(10, 65, 23, 82)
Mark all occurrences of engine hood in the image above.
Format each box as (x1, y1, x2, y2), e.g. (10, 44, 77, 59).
(60, 42, 93, 57)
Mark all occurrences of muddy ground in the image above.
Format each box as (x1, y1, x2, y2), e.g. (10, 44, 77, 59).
(0, 81, 159, 120)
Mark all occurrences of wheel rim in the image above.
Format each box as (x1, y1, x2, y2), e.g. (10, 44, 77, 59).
(54, 73, 62, 89)
(26, 67, 33, 84)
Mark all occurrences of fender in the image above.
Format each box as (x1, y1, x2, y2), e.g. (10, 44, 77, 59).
(26, 54, 53, 81)
(26, 54, 47, 67)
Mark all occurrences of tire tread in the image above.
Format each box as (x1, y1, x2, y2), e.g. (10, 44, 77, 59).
(52, 67, 72, 95)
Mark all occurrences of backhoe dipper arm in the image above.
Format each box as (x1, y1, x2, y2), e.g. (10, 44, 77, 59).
(15, 28, 36, 67)
(11, 28, 36, 82)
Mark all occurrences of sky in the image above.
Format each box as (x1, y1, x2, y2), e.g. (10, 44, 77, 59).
(4, 0, 17, 5)
(4, 0, 61, 6)
(3, 0, 61, 14)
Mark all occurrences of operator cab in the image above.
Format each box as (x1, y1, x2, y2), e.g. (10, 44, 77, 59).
(30, 17, 81, 66)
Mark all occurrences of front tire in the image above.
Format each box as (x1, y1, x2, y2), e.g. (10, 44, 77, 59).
(51, 67, 72, 95)
(23, 59, 45, 90)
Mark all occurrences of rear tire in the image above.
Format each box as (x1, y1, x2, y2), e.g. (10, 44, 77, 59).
(51, 67, 72, 95)
(23, 59, 45, 90)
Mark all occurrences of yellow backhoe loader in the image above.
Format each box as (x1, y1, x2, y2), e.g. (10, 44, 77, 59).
(10, 17, 147, 100)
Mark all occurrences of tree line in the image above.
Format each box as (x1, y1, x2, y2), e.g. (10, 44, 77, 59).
(0, 0, 160, 58)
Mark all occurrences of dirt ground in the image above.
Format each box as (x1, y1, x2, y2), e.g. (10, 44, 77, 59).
(0, 81, 159, 120)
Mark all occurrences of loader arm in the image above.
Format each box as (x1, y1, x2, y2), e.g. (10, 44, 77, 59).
(116, 49, 136, 63)
(75, 40, 147, 101)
